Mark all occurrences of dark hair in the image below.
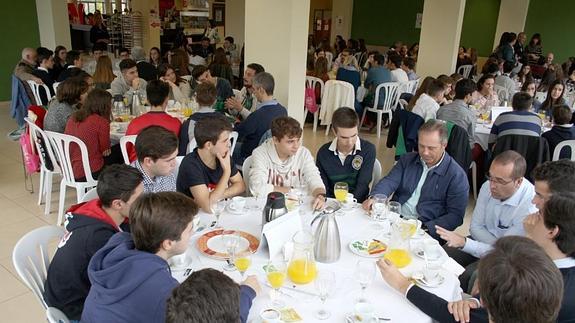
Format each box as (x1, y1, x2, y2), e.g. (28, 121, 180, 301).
(166, 268, 240, 323)
(529, 33, 542, 47)
(478, 236, 563, 323)
(503, 60, 515, 73)
(542, 192, 575, 257)
(130, 192, 198, 253)
(191, 65, 209, 80)
(136, 126, 178, 162)
(68, 69, 91, 80)
(171, 49, 191, 76)
(418, 119, 448, 144)
(477, 74, 495, 91)
(149, 47, 162, 64)
(72, 88, 112, 122)
(388, 53, 402, 68)
(427, 79, 446, 97)
(332, 107, 359, 130)
(66, 50, 81, 66)
(541, 80, 565, 111)
(97, 164, 143, 208)
(211, 47, 230, 66)
(157, 63, 185, 86)
(454, 79, 476, 99)
(511, 92, 533, 111)
(252, 72, 275, 95)
(521, 78, 537, 92)
(201, 36, 210, 43)
(271, 116, 302, 140)
(306, 53, 315, 71)
(552, 104, 572, 125)
(402, 56, 416, 70)
(194, 114, 233, 148)
(492, 150, 527, 179)
(195, 82, 217, 106)
(146, 79, 170, 106)
(56, 77, 89, 105)
(532, 160, 575, 194)
(119, 47, 130, 55)
(119, 58, 137, 71)
(92, 42, 107, 53)
(36, 47, 53, 65)
(408, 76, 435, 110)
(224, 36, 234, 44)
(485, 62, 500, 75)
(54, 45, 67, 65)
(246, 63, 265, 74)
(373, 54, 385, 66)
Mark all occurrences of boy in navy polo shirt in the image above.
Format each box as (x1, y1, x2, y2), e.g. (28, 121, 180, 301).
(316, 107, 376, 202)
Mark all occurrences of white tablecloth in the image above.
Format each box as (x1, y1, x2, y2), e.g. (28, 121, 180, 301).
(173, 198, 463, 323)
(474, 122, 551, 151)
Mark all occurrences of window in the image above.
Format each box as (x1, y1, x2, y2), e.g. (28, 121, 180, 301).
(78, 0, 129, 15)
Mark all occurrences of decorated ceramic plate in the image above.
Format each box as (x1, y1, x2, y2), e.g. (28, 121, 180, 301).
(349, 239, 388, 258)
(197, 229, 259, 260)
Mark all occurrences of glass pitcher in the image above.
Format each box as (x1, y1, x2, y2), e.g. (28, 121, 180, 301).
(384, 221, 413, 268)
(287, 231, 317, 284)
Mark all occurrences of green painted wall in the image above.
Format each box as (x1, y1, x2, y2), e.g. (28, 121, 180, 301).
(524, 0, 575, 64)
(0, 0, 40, 101)
(459, 0, 500, 57)
(351, 0, 424, 47)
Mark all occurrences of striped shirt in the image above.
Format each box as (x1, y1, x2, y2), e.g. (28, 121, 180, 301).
(488, 110, 542, 144)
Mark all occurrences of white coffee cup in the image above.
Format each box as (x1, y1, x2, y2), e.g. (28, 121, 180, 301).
(345, 193, 357, 205)
(260, 308, 283, 322)
(230, 196, 246, 211)
(423, 240, 442, 261)
(354, 302, 375, 321)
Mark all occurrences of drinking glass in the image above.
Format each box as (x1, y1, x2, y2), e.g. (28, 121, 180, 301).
(291, 184, 307, 205)
(387, 201, 401, 223)
(334, 182, 349, 203)
(315, 270, 336, 320)
(355, 260, 376, 302)
(371, 194, 388, 221)
(234, 254, 252, 280)
(222, 231, 240, 271)
(265, 261, 287, 309)
(210, 199, 226, 226)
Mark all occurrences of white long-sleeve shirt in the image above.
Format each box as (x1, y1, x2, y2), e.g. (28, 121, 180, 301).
(248, 139, 325, 197)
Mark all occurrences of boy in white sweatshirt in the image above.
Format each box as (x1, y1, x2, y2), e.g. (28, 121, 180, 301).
(249, 116, 326, 210)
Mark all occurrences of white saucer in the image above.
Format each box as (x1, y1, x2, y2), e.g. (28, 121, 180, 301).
(412, 272, 445, 288)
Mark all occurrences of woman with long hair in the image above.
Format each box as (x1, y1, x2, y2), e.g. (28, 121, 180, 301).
(64, 89, 121, 181)
(521, 78, 542, 111)
(89, 12, 110, 45)
(407, 76, 435, 111)
(149, 47, 162, 68)
(208, 47, 234, 87)
(44, 77, 90, 133)
(52, 45, 67, 80)
(170, 48, 191, 77)
(539, 79, 567, 118)
(471, 74, 499, 109)
(158, 64, 191, 102)
(526, 33, 543, 65)
(92, 55, 115, 90)
(516, 64, 533, 84)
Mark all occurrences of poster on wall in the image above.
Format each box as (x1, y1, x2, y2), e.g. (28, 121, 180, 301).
(415, 13, 422, 29)
(336, 16, 343, 29)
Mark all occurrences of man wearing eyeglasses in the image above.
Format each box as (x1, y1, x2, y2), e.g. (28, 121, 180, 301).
(436, 150, 537, 292)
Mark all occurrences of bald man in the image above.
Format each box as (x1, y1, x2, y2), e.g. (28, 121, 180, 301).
(14, 47, 43, 84)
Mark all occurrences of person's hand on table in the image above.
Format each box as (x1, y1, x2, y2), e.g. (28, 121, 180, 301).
(448, 299, 479, 322)
(242, 275, 261, 296)
(435, 225, 466, 248)
(312, 194, 326, 210)
(362, 197, 374, 212)
(377, 258, 411, 295)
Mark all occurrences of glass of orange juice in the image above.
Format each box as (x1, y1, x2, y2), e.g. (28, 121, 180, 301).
(384, 221, 412, 268)
(265, 261, 287, 309)
(234, 254, 251, 280)
(334, 182, 348, 203)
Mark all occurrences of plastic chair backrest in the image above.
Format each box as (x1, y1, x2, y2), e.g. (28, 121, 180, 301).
(232, 89, 241, 99)
(374, 82, 401, 112)
(24, 118, 60, 173)
(372, 158, 382, 184)
(493, 84, 509, 103)
(45, 131, 96, 184)
(12, 226, 66, 309)
(46, 307, 70, 323)
(81, 187, 99, 203)
(407, 78, 420, 95)
(187, 138, 197, 154)
(173, 156, 184, 180)
(242, 155, 254, 195)
(26, 80, 52, 105)
(119, 135, 137, 165)
(229, 131, 239, 155)
(306, 76, 325, 99)
(552, 140, 575, 161)
(457, 65, 473, 78)
(534, 91, 547, 103)
(259, 129, 272, 145)
(323, 80, 355, 103)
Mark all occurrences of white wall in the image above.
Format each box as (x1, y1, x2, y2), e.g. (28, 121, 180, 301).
(493, 0, 530, 50)
(35, 0, 71, 50)
(245, 0, 310, 123)
(225, 0, 245, 47)
(330, 0, 353, 45)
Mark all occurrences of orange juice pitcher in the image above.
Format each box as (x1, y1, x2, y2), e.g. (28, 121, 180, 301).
(384, 221, 413, 268)
(287, 231, 317, 284)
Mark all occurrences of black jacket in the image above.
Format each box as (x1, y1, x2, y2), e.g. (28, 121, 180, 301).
(386, 108, 425, 159)
(542, 126, 575, 159)
(446, 122, 472, 170)
(492, 134, 549, 182)
(136, 61, 158, 82)
(31, 69, 55, 105)
(57, 66, 82, 82)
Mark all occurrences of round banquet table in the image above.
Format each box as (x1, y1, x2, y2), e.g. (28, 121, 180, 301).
(171, 197, 464, 323)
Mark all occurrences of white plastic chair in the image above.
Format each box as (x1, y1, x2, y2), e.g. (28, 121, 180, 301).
(360, 82, 401, 138)
(12, 225, 66, 309)
(470, 161, 478, 200)
(52, 82, 60, 94)
(27, 80, 53, 105)
(325, 51, 333, 70)
(371, 158, 382, 185)
(457, 65, 473, 78)
(320, 80, 356, 135)
(81, 187, 99, 203)
(119, 135, 137, 165)
(46, 307, 70, 323)
(173, 156, 184, 180)
(493, 85, 509, 104)
(406, 78, 420, 95)
(242, 155, 254, 196)
(45, 131, 98, 226)
(24, 118, 61, 216)
(305, 76, 324, 132)
(552, 140, 575, 161)
(534, 91, 547, 103)
(186, 138, 198, 154)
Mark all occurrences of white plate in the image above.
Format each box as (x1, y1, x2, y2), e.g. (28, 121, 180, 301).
(344, 313, 378, 323)
(206, 234, 250, 254)
(412, 272, 445, 288)
(349, 239, 388, 258)
(413, 247, 444, 262)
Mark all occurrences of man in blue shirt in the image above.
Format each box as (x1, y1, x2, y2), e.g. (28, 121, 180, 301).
(363, 119, 469, 240)
(361, 53, 392, 115)
(435, 151, 537, 291)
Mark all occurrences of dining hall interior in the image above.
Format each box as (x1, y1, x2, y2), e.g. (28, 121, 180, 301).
(2, 0, 575, 322)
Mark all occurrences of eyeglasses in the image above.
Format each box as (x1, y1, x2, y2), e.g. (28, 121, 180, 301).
(486, 174, 515, 185)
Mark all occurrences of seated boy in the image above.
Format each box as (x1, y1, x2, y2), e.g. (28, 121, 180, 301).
(179, 82, 220, 155)
(43, 165, 144, 320)
(81, 192, 198, 323)
(132, 125, 179, 193)
(542, 104, 575, 160)
(249, 116, 326, 210)
(177, 115, 245, 212)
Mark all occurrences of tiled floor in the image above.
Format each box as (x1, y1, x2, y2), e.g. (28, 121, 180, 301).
(0, 102, 473, 322)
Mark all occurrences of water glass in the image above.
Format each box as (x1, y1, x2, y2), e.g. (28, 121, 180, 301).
(371, 194, 388, 221)
(315, 270, 336, 320)
(355, 260, 375, 302)
(222, 231, 240, 271)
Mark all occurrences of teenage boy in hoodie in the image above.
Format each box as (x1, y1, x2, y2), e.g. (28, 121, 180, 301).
(249, 116, 327, 210)
(43, 164, 144, 321)
(176, 115, 245, 212)
(543, 104, 575, 160)
(82, 192, 260, 323)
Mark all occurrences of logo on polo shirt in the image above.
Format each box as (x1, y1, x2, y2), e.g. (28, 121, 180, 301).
(352, 155, 363, 170)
